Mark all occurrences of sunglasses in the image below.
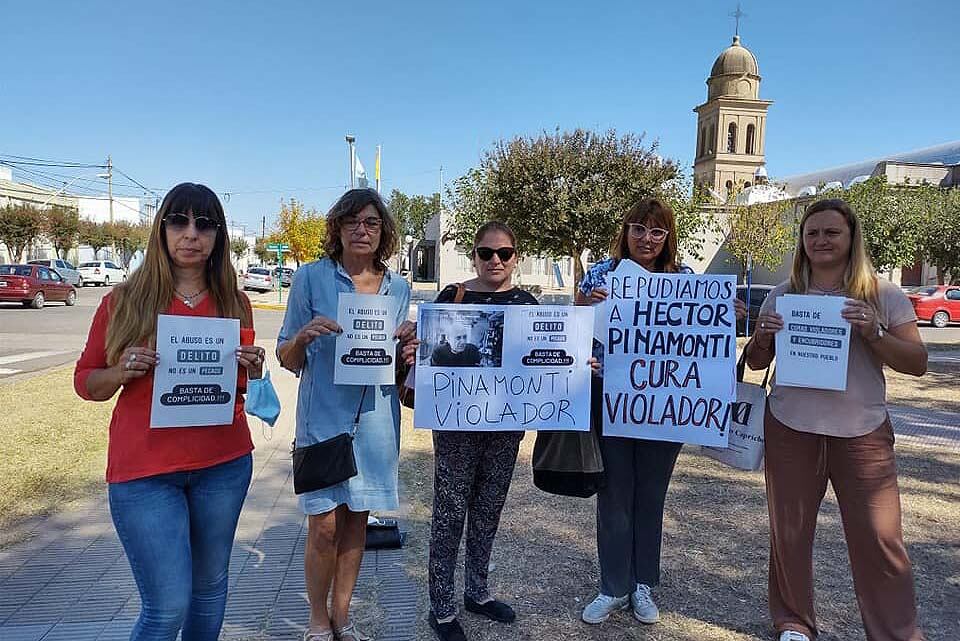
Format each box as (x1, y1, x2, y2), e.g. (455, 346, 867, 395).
(164, 212, 221, 234)
(475, 246, 516, 262)
(627, 224, 669, 242)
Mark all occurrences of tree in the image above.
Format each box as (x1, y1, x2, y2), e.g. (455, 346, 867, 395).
(253, 238, 271, 264)
(445, 128, 689, 285)
(276, 199, 325, 266)
(0, 203, 43, 262)
(78, 220, 114, 260)
(106, 221, 150, 269)
(44, 205, 80, 259)
(921, 187, 960, 284)
(723, 190, 795, 276)
(388, 189, 438, 241)
(231, 236, 250, 262)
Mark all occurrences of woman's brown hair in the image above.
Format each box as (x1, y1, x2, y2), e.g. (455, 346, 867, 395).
(323, 188, 398, 271)
(610, 197, 680, 273)
(104, 183, 251, 365)
(470, 221, 518, 255)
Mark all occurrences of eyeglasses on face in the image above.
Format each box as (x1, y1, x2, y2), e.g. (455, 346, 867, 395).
(475, 246, 516, 262)
(164, 212, 220, 234)
(627, 224, 669, 242)
(342, 216, 382, 232)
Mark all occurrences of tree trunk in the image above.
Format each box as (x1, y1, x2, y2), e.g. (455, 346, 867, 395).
(573, 246, 586, 292)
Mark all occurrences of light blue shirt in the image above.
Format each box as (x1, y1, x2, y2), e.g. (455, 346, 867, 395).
(278, 257, 411, 444)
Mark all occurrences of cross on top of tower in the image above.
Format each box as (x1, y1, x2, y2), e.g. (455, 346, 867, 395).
(730, 2, 746, 37)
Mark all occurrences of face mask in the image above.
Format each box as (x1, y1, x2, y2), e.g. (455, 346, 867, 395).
(245, 368, 281, 426)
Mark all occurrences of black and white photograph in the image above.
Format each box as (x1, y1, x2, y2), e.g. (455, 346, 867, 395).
(417, 306, 505, 368)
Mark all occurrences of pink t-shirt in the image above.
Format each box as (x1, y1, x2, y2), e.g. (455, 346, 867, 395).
(759, 279, 916, 437)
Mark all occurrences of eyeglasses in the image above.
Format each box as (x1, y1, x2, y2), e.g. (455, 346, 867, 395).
(342, 216, 382, 232)
(475, 246, 516, 262)
(164, 212, 220, 234)
(627, 224, 669, 242)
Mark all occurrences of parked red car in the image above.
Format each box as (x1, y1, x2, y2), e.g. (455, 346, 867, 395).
(0, 264, 78, 309)
(906, 285, 960, 328)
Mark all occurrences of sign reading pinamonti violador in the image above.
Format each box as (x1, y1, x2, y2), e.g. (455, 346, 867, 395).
(601, 261, 736, 447)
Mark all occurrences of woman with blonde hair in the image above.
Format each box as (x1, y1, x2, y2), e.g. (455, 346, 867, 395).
(75, 182, 266, 640)
(746, 198, 927, 641)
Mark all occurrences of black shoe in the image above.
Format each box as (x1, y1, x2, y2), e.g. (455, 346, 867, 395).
(428, 612, 467, 641)
(464, 596, 516, 623)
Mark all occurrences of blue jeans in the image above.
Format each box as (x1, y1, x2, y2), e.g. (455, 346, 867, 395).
(108, 454, 253, 641)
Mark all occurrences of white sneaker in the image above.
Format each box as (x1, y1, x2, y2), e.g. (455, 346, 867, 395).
(631, 584, 660, 624)
(581, 593, 629, 624)
(779, 632, 810, 641)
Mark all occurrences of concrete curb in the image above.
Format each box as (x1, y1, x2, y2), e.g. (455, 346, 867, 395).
(251, 303, 287, 311)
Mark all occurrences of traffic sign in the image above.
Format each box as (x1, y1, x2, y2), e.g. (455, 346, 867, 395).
(266, 243, 290, 251)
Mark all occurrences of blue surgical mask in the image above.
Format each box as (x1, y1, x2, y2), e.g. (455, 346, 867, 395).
(246, 368, 281, 426)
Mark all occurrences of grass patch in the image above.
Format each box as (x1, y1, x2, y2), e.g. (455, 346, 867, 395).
(0, 367, 112, 546)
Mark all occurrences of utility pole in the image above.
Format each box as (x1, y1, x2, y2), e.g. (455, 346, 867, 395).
(107, 155, 115, 260)
(261, 215, 266, 239)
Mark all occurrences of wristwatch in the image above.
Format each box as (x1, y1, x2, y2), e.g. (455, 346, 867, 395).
(868, 324, 885, 343)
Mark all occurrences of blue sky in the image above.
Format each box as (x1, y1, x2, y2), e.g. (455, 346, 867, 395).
(2, 0, 957, 231)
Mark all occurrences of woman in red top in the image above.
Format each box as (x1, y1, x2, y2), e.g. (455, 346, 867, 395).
(75, 183, 265, 641)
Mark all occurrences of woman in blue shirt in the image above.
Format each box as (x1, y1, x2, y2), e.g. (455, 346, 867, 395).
(278, 188, 415, 641)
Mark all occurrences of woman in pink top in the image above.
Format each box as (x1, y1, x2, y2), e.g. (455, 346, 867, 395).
(745, 198, 927, 641)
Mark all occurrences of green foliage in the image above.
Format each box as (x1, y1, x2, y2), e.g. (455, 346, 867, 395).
(231, 236, 250, 262)
(275, 200, 325, 266)
(77, 219, 114, 259)
(388, 189, 438, 240)
(0, 203, 44, 262)
(921, 187, 960, 284)
(445, 128, 699, 285)
(724, 189, 795, 274)
(253, 237, 271, 264)
(43, 205, 80, 259)
(106, 221, 150, 269)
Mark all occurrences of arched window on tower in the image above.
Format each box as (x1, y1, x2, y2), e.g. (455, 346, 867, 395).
(698, 127, 705, 157)
(708, 124, 716, 154)
(746, 124, 756, 155)
(727, 123, 737, 153)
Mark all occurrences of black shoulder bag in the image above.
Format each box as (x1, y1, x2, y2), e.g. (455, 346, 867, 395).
(292, 386, 368, 494)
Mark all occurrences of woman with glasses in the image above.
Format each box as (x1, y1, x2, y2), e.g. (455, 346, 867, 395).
(277, 189, 416, 641)
(74, 183, 266, 641)
(746, 199, 926, 641)
(576, 197, 746, 627)
(427, 222, 537, 641)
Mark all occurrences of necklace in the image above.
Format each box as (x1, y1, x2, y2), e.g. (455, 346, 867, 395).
(175, 288, 207, 308)
(812, 279, 844, 295)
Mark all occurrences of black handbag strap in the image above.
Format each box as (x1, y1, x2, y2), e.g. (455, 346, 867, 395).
(351, 386, 368, 436)
(737, 345, 771, 388)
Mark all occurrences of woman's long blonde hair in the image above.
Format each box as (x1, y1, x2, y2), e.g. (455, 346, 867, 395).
(104, 183, 252, 365)
(789, 197, 878, 309)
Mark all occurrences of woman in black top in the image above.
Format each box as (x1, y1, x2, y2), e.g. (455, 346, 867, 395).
(427, 222, 536, 641)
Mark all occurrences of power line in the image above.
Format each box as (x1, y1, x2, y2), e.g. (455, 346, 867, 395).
(0, 152, 105, 168)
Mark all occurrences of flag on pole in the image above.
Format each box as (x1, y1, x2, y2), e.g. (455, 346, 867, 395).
(355, 155, 369, 188)
(375, 145, 381, 192)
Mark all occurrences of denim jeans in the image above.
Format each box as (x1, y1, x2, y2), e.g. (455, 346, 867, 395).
(108, 454, 253, 641)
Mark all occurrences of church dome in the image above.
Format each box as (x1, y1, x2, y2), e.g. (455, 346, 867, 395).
(707, 35, 761, 100)
(710, 35, 759, 77)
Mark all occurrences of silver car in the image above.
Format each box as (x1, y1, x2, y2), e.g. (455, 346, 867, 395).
(28, 258, 82, 287)
(243, 267, 274, 292)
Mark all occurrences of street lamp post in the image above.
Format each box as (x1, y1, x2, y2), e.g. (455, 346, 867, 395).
(345, 135, 356, 188)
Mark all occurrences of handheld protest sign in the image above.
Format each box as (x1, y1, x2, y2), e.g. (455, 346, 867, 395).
(774, 294, 850, 391)
(334, 293, 399, 385)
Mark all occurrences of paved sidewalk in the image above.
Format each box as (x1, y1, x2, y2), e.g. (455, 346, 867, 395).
(0, 346, 417, 641)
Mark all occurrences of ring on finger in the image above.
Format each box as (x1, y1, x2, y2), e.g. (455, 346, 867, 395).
(129, 353, 137, 363)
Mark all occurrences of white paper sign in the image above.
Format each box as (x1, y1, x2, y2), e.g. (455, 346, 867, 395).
(775, 294, 850, 391)
(151, 315, 240, 428)
(334, 293, 399, 385)
(413, 304, 594, 431)
(601, 261, 737, 447)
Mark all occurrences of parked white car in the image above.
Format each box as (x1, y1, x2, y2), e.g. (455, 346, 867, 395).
(243, 266, 274, 292)
(78, 260, 126, 286)
(28, 258, 83, 287)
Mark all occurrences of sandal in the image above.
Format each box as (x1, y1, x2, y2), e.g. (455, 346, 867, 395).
(335, 621, 372, 641)
(303, 629, 336, 641)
